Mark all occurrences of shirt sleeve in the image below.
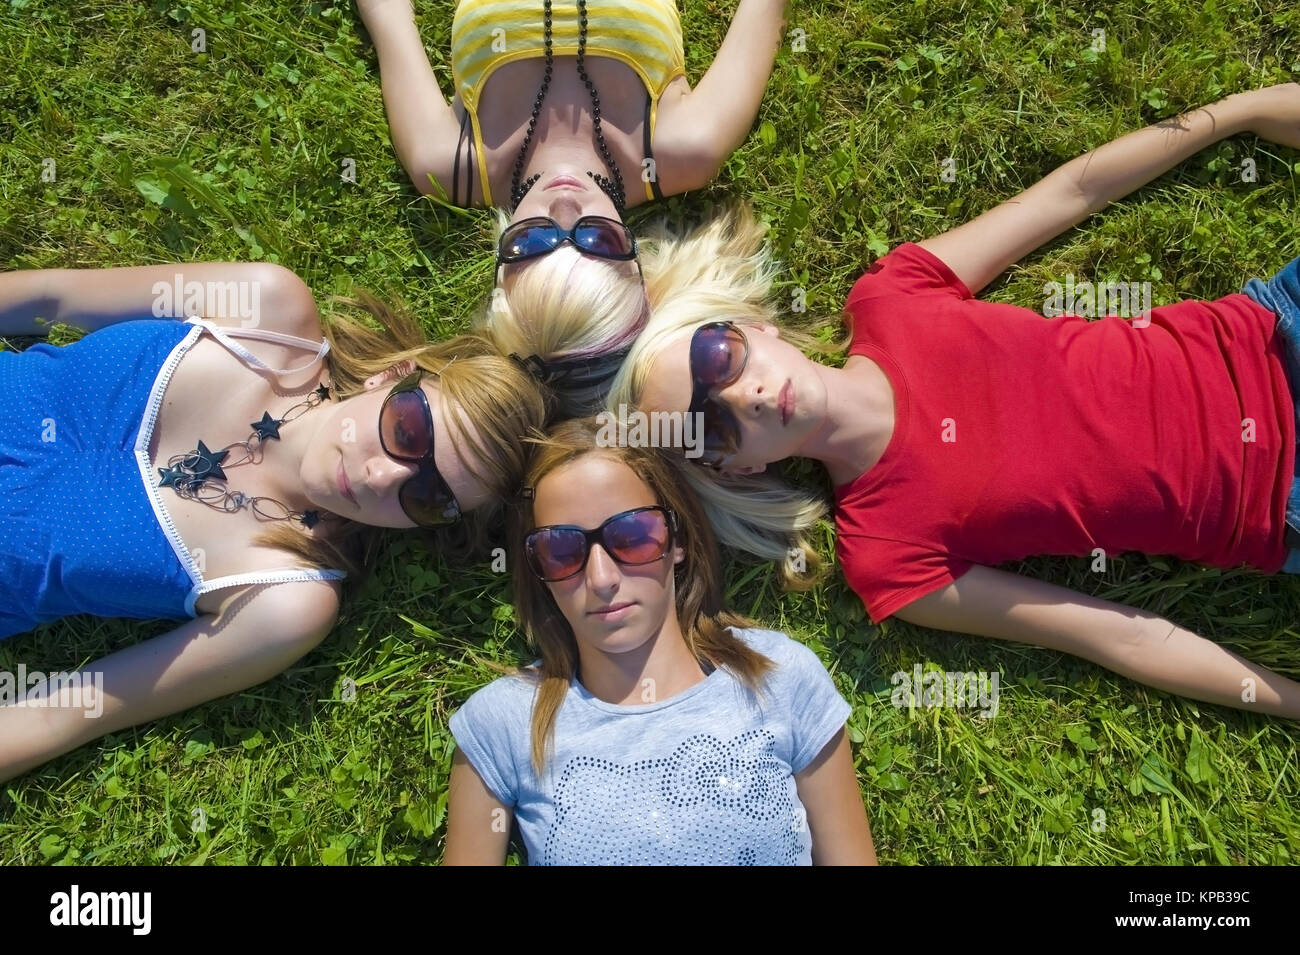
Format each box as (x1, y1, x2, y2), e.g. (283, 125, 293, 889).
(776, 637, 854, 774)
(846, 242, 974, 307)
(448, 676, 532, 806)
(837, 531, 975, 623)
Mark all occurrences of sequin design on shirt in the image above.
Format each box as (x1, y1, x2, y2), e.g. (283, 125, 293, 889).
(541, 729, 801, 865)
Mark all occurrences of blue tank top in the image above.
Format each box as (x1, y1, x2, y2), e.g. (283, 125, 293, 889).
(0, 317, 346, 640)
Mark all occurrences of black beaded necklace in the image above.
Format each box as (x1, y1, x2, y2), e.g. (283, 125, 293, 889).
(156, 382, 338, 529)
(509, 0, 628, 212)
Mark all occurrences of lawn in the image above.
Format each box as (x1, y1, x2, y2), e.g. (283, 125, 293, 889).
(0, 0, 1298, 864)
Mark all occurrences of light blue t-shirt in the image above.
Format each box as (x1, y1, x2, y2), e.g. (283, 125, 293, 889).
(449, 627, 852, 865)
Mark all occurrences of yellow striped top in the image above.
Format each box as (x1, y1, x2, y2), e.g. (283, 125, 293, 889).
(450, 0, 686, 206)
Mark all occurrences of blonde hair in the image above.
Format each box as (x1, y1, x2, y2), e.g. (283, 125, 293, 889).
(603, 202, 851, 590)
(257, 290, 549, 578)
(509, 417, 776, 774)
(477, 210, 649, 416)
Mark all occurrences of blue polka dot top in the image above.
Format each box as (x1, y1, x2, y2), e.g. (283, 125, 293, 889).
(0, 317, 346, 640)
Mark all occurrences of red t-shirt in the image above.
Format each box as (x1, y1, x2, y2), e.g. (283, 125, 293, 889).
(834, 243, 1295, 623)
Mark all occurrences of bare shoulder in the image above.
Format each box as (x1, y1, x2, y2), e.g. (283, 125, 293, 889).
(201, 263, 323, 341)
(205, 574, 342, 640)
(641, 77, 723, 197)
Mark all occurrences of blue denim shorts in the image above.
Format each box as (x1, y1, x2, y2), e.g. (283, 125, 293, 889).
(1243, 255, 1300, 572)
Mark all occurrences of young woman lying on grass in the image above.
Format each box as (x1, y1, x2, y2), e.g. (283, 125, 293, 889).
(0, 262, 546, 781)
(443, 417, 876, 864)
(607, 82, 1300, 718)
(357, 0, 789, 413)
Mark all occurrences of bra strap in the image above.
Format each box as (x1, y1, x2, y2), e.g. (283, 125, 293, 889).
(644, 93, 664, 201)
(454, 107, 474, 206)
(186, 568, 347, 616)
(188, 317, 330, 377)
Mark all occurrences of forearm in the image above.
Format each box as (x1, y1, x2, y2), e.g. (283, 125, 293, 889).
(1096, 618, 1300, 719)
(691, 0, 789, 158)
(901, 567, 1300, 721)
(0, 586, 335, 783)
(1050, 94, 1253, 213)
(363, 7, 453, 192)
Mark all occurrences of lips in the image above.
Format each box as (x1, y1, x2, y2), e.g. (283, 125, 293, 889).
(545, 175, 585, 191)
(589, 601, 635, 618)
(337, 457, 358, 509)
(779, 380, 794, 426)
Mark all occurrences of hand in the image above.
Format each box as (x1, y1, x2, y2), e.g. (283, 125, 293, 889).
(1233, 82, 1300, 149)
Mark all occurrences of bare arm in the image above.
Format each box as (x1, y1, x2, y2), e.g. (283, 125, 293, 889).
(443, 749, 513, 865)
(654, 0, 789, 194)
(0, 579, 340, 783)
(917, 84, 1300, 296)
(357, 0, 461, 198)
(796, 727, 878, 865)
(0, 262, 320, 338)
(894, 565, 1300, 718)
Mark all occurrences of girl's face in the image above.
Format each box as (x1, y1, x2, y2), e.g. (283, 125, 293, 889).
(529, 454, 685, 657)
(638, 322, 828, 476)
(499, 180, 640, 294)
(300, 367, 493, 528)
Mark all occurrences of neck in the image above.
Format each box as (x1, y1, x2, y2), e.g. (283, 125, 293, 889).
(261, 393, 332, 518)
(575, 612, 708, 706)
(798, 360, 895, 486)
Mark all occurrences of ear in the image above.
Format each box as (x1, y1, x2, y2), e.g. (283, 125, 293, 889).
(746, 321, 781, 339)
(363, 358, 417, 392)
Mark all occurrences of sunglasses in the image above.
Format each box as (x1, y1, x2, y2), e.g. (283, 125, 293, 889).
(524, 505, 677, 582)
(687, 322, 750, 469)
(379, 372, 462, 527)
(497, 216, 638, 267)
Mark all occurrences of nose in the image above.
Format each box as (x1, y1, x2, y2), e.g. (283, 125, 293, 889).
(364, 453, 419, 499)
(584, 542, 622, 593)
(717, 372, 765, 419)
(546, 193, 584, 227)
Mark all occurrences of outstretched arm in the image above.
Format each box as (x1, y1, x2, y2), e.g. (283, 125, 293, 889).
(0, 580, 340, 783)
(653, 0, 789, 194)
(917, 83, 1300, 296)
(0, 262, 320, 338)
(357, 0, 461, 198)
(894, 565, 1300, 718)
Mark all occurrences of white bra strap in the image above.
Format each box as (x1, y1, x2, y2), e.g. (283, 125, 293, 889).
(187, 317, 331, 376)
(186, 568, 347, 616)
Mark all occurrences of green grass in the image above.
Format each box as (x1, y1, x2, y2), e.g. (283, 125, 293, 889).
(1, 0, 1299, 864)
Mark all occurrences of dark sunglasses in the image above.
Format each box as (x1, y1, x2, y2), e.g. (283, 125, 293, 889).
(497, 215, 638, 266)
(687, 321, 750, 469)
(524, 505, 677, 582)
(379, 372, 462, 527)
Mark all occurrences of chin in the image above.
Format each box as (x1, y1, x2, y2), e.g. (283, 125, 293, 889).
(575, 622, 650, 655)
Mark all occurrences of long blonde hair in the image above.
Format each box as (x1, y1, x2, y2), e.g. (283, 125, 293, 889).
(509, 417, 776, 774)
(604, 203, 850, 590)
(257, 290, 549, 578)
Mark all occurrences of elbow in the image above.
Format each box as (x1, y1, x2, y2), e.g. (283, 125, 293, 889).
(400, 152, 447, 198)
(667, 131, 730, 196)
(1046, 163, 1101, 218)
